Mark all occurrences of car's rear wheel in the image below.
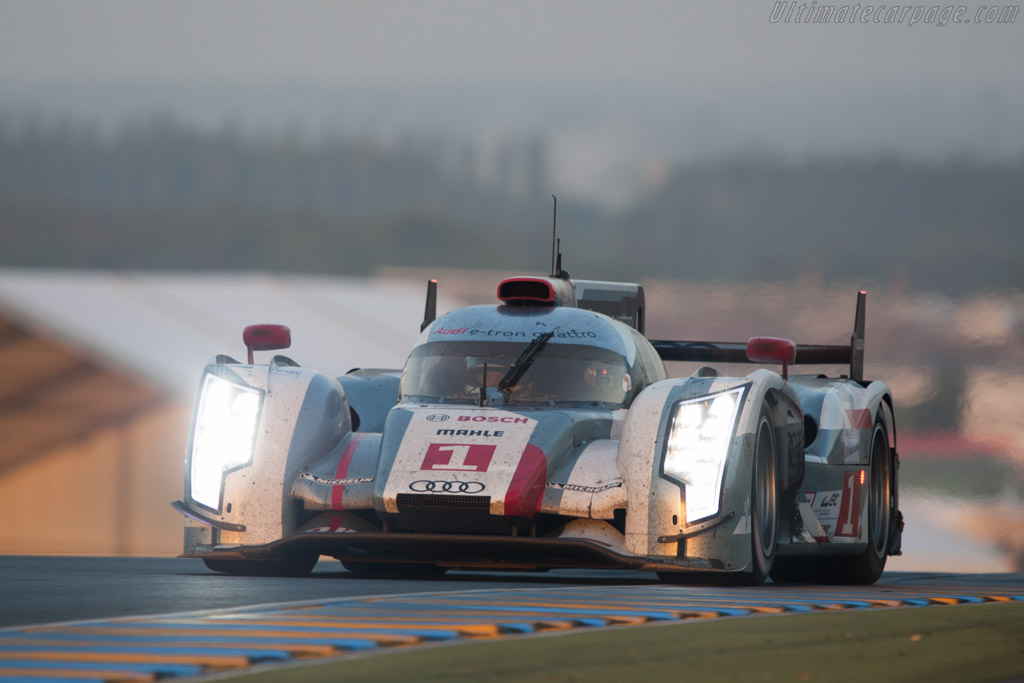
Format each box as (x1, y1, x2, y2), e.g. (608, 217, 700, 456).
(203, 554, 319, 577)
(831, 419, 892, 584)
(772, 417, 893, 585)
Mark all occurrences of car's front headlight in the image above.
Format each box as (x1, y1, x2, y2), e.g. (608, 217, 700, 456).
(662, 388, 744, 523)
(189, 374, 262, 511)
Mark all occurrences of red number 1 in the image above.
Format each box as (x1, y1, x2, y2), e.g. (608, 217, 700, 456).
(836, 471, 861, 538)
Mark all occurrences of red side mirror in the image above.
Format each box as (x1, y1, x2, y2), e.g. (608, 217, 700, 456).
(747, 337, 796, 380)
(243, 324, 291, 364)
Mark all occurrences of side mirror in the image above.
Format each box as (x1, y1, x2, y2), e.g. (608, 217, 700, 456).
(243, 324, 291, 364)
(747, 337, 796, 380)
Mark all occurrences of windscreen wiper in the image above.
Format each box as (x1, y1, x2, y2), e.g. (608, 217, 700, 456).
(498, 330, 555, 393)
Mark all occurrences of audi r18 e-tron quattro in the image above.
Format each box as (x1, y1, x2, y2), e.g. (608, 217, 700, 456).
(174, 272, 903, 584)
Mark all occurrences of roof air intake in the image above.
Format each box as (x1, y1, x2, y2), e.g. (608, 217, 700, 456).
(497, 277, 576, 306)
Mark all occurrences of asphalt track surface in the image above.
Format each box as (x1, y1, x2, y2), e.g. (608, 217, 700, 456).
(0, 556, 662, 629)
(1, 556, 1021, 683)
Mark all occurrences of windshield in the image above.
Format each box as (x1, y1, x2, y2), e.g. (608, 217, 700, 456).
(400, 341, 633, 407)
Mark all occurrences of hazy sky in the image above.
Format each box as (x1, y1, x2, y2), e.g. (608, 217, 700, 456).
(2, 0, 1021, 201)
(1, 1, 1021, 92)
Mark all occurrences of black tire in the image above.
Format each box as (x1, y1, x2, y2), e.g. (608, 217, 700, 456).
(748, 405, 779, 584)
(203, 554, 319, 577)
(341, 561, 448, 577)
(831, 419, 893, 584)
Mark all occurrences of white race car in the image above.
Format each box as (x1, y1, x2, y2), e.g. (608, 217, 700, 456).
(174, 273, 903, 584)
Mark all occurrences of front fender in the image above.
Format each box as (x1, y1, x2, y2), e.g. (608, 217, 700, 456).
(618, 370, 798, 572)
(183, 360, 351, 552)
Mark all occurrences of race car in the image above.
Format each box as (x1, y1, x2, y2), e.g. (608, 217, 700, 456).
(173, 273, 903, 584)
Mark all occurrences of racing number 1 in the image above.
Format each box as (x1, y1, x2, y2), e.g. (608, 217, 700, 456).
(836, 470, 861, 538)
(421, 443, 496, 472)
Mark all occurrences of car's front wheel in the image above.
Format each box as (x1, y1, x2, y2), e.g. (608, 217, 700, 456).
(749, 405, 778, 584)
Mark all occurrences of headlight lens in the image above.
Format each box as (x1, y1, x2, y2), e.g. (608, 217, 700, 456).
(190, 374, 262, 510)
(663, 388, 743, 523)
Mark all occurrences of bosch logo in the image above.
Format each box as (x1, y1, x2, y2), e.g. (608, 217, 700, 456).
(426, 414, 450, 422)
(458, 415, 529, 424)
(409, 480, 486, 494)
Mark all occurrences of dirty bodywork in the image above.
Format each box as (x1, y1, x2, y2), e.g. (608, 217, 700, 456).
(175, 276, 902, 584)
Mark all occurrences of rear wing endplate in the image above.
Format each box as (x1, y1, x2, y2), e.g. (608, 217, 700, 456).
(650, 291, 867, 383)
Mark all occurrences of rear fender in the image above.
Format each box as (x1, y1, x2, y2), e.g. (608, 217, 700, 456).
(877, 385, 897, 450)
(798, 379, 893, 466)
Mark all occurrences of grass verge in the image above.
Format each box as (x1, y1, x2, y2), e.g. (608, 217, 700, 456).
(225, 602, 1024, 683)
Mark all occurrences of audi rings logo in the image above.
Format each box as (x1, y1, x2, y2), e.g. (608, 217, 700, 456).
(409, 480, 486, 494)
(426, 414, 450, 422)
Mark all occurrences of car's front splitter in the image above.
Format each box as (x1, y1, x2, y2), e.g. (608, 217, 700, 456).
(181, 528, 743, 575)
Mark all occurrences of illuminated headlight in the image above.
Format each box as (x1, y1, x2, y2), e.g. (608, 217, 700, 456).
(662, 388, 743, 523)
(189, 374, 262, 510)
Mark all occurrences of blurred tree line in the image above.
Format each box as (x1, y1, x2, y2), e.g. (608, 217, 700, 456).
(603, 158, 1024, 293)
(1, 119, 1021, 294)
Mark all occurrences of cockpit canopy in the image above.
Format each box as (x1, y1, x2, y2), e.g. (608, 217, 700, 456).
(400, 341, 633, 407)
(400, 305, 667, 408)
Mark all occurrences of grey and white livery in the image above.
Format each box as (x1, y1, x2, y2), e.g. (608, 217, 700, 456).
(174, 274, 903, 584)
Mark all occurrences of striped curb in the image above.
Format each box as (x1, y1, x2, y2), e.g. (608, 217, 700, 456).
(1, 578, 1021, 682)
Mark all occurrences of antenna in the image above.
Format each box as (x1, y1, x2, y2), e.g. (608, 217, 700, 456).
(550, 194, 557, 277)
(420, 279, 437, 332)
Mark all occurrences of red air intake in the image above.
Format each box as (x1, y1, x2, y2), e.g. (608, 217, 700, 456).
(497, 277, 575, 306)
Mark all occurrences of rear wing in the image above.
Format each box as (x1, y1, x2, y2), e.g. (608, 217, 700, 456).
(573, 279, 645, 334)
(650, 291, 867, 383)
